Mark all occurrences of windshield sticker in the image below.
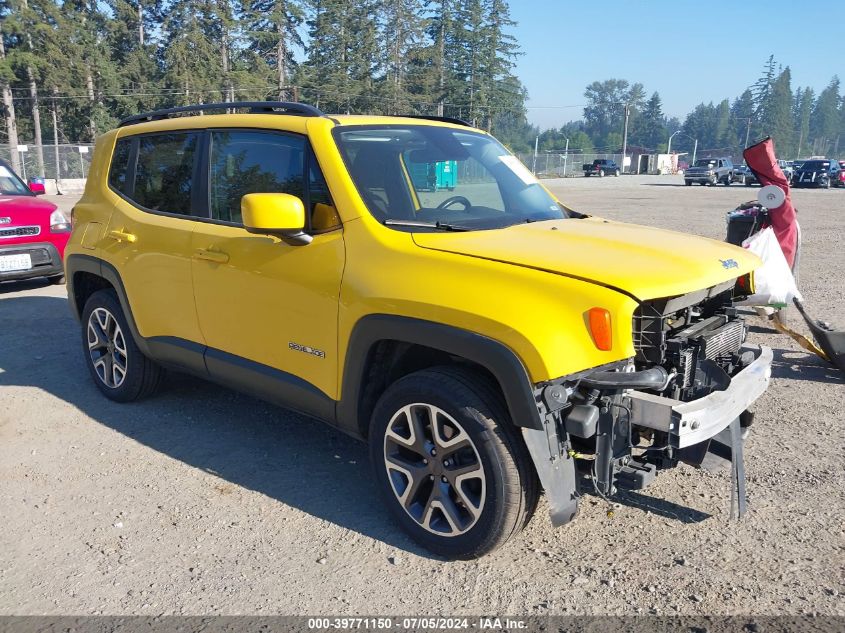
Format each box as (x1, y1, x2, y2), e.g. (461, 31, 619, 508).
(499, 155, 538, 186)
(0, 166, 14, 179)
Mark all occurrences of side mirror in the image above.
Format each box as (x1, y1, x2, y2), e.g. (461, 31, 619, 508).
(241, 193, 311, 245)
(29, 180, 46, 195)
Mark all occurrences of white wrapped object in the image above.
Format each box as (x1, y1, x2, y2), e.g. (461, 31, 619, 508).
(735, 227, 802, 307)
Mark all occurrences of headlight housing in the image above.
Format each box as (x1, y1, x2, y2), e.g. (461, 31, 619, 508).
(50, 209, 71, 233)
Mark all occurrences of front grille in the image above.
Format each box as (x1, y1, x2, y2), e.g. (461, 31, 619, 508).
(0, 225, 40, 239)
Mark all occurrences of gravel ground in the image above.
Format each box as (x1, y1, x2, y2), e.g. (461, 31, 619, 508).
(1, 175, 843, 616)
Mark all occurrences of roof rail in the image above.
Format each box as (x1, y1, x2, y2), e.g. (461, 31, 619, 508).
(393, 115, 473, 128)
(118, 101, 325, 127)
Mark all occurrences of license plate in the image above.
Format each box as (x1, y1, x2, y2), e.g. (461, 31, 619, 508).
(0, 253, 32, 272)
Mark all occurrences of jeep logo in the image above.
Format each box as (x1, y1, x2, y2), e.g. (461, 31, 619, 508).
(0, 217, 10, 224)
(720, 258, 739, 270)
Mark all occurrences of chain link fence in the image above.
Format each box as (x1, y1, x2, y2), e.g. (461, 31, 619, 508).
(0, 143, 95, 182)
(515, 152, 625, 178)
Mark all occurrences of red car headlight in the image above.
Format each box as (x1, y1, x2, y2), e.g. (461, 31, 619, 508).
(50, 209, 71, 233)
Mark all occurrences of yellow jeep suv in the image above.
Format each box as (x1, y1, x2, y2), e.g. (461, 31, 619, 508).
(65, 102, 772, 558)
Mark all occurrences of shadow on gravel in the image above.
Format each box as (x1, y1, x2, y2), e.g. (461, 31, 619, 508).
(613, 491, 711, 524)
(0, 294, 434, 558)
(770, 348, 843, 384)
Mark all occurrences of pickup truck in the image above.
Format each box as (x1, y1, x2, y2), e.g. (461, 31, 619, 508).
(583, 159, 621, 177)
(684, 157, 734, 186)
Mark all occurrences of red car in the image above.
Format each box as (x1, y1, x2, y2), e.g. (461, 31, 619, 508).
(0, 159, 70, 284)
(839, 161, 845, 186)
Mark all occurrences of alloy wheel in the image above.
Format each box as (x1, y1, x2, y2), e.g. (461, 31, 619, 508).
(383, 403, 486, 536)
(87, 307, 128, 389)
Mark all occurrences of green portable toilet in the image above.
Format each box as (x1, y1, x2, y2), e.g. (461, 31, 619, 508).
(435, 160, 457, 190)
(407, 161, 434, 191)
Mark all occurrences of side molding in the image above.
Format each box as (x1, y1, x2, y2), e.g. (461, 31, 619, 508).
(337, 314, 543, 435)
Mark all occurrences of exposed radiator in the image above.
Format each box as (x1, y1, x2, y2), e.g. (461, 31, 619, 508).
(699, 319, 745, 360)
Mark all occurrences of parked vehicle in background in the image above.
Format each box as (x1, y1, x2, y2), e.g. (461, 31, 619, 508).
(684, 157, 734, 186)
(778, 159, 794, 182)
(0, 158, 70, 284)
(64, 101, 772, 559)
(791, 159, 842, 188)
(583, 159, 620, 177)
(734, 164, 750, 184)
(838, 161, 845, 186)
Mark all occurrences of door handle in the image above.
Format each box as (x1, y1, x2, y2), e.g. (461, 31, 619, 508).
(108, 229, 137, 243)
(194, 248, 229, 264)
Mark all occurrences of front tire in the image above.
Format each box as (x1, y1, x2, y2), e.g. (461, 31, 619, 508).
(614, 169, 620, 177)
(369, 366, 539, 559)
(81, 289, 163, 402)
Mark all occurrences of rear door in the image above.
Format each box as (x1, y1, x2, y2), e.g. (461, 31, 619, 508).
(189, 128, 345, 411)
(104, 131, 206, 371)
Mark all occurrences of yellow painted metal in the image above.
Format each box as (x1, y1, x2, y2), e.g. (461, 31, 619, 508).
(66, 112, 763, 401)
(190, 222, 344, 398)
(411, 217, 760, 301)
(241, 192, 305, 233)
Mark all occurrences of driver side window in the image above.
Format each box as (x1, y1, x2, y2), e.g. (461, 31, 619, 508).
(403, 154, 505, 214)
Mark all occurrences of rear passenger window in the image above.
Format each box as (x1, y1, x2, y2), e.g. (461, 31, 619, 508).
(108, 138, 132, 194)
(209, 130, 305, 224)
(133, 133, 199, 215)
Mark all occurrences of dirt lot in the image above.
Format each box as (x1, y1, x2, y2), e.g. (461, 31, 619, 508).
(1, 175, 843, 616)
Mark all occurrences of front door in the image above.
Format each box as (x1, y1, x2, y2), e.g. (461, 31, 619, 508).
(190, 129, 344, 415)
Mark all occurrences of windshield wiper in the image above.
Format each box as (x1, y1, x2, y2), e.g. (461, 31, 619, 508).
(383, 219, 470, 232)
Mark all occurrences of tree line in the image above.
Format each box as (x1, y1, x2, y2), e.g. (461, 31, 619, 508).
(0, 0, 526, 176)
(534, 58, 845, 162)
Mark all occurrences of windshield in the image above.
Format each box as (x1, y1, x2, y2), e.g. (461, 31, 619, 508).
(694, 159, 718, 167)
(0, 163, 32, 196)
(799, 160, 830, 170)
(333, 125, 567, 231)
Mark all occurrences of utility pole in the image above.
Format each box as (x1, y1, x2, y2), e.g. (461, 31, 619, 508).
(532, 135, 539, 174)
(52, 92, 61, 191)
(744, 118, 752, 148)
(621, 104, 630, 173)
(692, 138, 698, 164)
(563, 137, 569, 177)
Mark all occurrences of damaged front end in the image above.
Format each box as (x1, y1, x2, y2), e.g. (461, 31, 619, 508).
(524, 279, 773, 527)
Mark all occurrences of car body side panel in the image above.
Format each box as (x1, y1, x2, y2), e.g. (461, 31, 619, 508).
(336, 215, 639, 388)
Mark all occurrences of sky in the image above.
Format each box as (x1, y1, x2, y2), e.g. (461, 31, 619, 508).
(509, 0, 842, 130)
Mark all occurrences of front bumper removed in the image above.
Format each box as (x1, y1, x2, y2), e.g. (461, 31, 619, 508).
(521, 344, 772, 528)
(625, 344, 772, 448)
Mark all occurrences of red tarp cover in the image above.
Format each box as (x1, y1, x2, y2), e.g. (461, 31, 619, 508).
(742, 137, 798, 267)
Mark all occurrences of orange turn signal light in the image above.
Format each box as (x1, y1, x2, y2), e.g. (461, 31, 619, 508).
(588, 307, 612, 351)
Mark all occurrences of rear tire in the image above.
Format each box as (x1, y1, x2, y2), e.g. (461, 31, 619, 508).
(685, 180, 692, 186)
(81, 289, 163, 402)
(369, 366, 539, 559)
(614, 169, 620, 177)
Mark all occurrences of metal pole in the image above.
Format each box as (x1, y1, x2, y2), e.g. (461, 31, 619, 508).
(20, 152, 27, 182)
(744, 119, 751, 148)
(692, 139, 698, 164)
(667, 130, 679, 157)
(52, 106, 60, 188)
(563, 138, 569, 176)
(621, 104, 630, 173)
(532, 136, 539, 174)
(79, 151, 85, 179)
